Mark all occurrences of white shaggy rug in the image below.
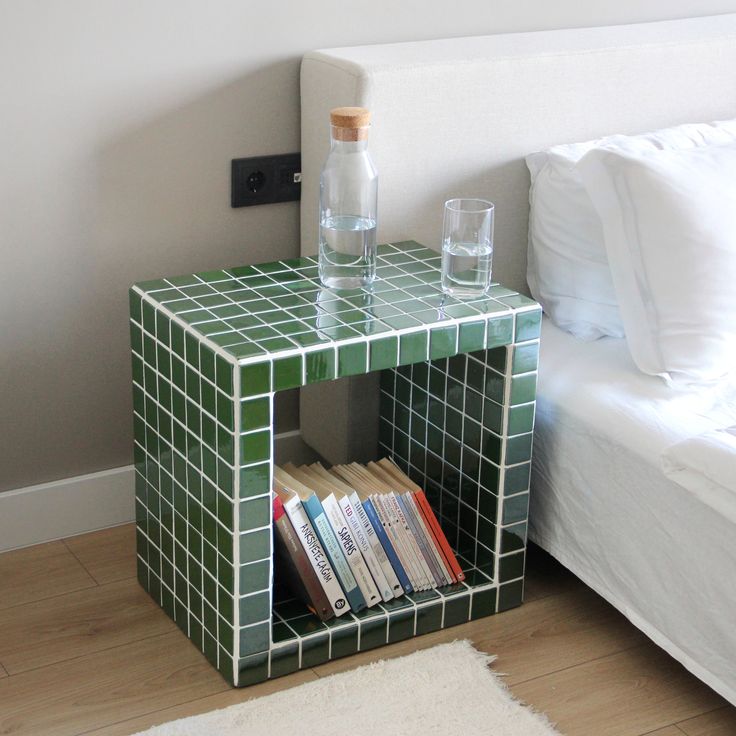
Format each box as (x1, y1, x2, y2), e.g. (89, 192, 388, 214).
(134, 641, 560, 736)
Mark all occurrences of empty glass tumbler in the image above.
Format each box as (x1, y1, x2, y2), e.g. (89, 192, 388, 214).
(318, 107, 378, 289)
(441, 198, 494, 297)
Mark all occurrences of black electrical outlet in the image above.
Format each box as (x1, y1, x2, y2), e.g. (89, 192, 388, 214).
(231, 153, 301, 207)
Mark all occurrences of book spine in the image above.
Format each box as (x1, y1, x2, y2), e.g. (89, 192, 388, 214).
(302, 494, 366, 613)
(404, 493, 452, 586)
(353, 493, 403, 597)
(408, 493, 454, 585)
(273, 498, 334, 621)
(282, 496, 350, 615)
(339, 495, 393, 602)
(373, 493, 425, 591)
(397, 493, 445, 587)
(413, 490, 465, 583)
(362, 498, 412, 594)
(323, 495, 381, 607)
(390, 492, 433, 590)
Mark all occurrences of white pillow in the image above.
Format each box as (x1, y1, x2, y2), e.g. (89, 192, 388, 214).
(526, 119, 736, 341)
(577, 141, 736, 384)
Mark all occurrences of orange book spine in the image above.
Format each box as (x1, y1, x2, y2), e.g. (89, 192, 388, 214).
(412, 490, 465, 583)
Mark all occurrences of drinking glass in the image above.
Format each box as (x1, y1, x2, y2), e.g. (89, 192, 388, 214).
(441, 198, 494, 297)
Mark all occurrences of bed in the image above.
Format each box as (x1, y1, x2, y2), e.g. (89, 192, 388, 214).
(298, 14, 736, 704)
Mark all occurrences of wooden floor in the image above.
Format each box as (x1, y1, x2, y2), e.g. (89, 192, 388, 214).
(1, 526, 734, 736)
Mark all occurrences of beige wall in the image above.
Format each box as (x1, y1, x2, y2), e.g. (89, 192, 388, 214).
(2, 1, 735, 493)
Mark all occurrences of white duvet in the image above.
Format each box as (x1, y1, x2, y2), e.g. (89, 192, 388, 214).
(531, 318, 736, 705)
(663, 426, 736, 525)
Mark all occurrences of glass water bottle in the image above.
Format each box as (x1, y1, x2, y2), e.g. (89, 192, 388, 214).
(318, 107, 378, 289)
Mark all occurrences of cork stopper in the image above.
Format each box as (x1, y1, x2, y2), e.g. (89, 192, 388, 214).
(330, 106, 371, 141)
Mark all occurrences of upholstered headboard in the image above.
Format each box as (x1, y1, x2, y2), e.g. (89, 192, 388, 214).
(299, 14, 736, 462)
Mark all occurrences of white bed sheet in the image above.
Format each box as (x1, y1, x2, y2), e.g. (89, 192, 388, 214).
(529, 318, 736, 705)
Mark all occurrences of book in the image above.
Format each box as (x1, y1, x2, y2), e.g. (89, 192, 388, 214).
(366, 461, 453, 586)
(396, 492, 447, 587)
(285, 463, 382, 608)
(377, 458, 465, 583)
(334, 464, 419, 593)
(348, 463, 433, 591)
(274, 466, 367, 613)
(273, 477, 350, 615)
(347, 487, 404, 598)
(302, 463, 395, 602)
(404, 491, 454, 585)
(272, 496, 334, 621)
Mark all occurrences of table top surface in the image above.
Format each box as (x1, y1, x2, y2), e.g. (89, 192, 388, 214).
(132, 240, 539, 365)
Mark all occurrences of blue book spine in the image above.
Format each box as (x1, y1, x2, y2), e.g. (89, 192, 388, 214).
(363, 498, 413, 595)
(302, 494, 366, 613)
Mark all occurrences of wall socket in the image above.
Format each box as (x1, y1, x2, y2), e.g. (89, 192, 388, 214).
(231, 153, 301, 207)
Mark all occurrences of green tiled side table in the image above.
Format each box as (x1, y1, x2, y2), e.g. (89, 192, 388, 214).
(129, 240, 541, 686)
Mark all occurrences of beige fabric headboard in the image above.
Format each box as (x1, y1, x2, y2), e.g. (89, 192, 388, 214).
(299, 14, 736, 462)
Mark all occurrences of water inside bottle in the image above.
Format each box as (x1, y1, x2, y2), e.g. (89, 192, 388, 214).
(441, 241, 493, 297)
(319, 215, 377, 289)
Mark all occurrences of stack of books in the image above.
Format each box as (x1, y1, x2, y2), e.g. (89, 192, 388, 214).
(272, 458, 465, 621)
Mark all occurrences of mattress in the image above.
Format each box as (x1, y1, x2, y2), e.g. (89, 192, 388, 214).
(529, 318, 736, 705)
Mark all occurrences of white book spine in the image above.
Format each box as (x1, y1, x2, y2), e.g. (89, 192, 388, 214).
(339, 494, 393, 602)
(283, 496, 350, 616)
(405, 493, 451, 586)
(388, 492, 433, 590)
(373, 494, 427, 591)
(322, 494, 382, 607)
(350, 491, 403, 598)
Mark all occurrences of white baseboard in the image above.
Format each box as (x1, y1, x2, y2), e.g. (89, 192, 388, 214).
(0, 430, 317, 553)
(0, 465, 136, 553)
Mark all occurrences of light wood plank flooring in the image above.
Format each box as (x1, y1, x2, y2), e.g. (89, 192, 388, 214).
(0, 525, 733, 736)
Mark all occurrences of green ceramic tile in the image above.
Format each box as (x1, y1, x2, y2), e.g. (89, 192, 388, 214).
(500, 522, 527, 554)
(270, 642, 300, 678)
(470, 588, 497, 620)
(300, 633, 330, 668)
(429, 324, 457, 359)
(512, 342, 539, 375)
(305, 348, 336, 383)
(216, 355, 233, 394)
(515, 309, 542, 342)
(415, 602, 443, 635)
(239, 528, 270, 564)
(510, 372, 537, 406)
(443, 593, 471, 627)
(502, 493, 529, 525)
(228, 342, 268, 361)
(240, 462, 270, 499)
(216, 392, 234, 431)
(338, 341, 368, 377)
(458, 321, 486, 352)
(486, 315, 513, 348)
(240, 361, 271, 397)
(367, 336, 398, 371)
(504, 463, 530, 495)
(498, 579, 524, 612)
(387, 609, 415, 643)
(239, 559, 270, 592)
(506, 433, 533, 465)
(240, 397, 270, 432)
(238, 590, 270, 627)
(399, 331, 428, 365)
(239, 622, 270, 657)
(273, 355, 303, 391)
(239, 495, 271, 532)
(240, 430, 271, 465)
(358, 617, 387, 651)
